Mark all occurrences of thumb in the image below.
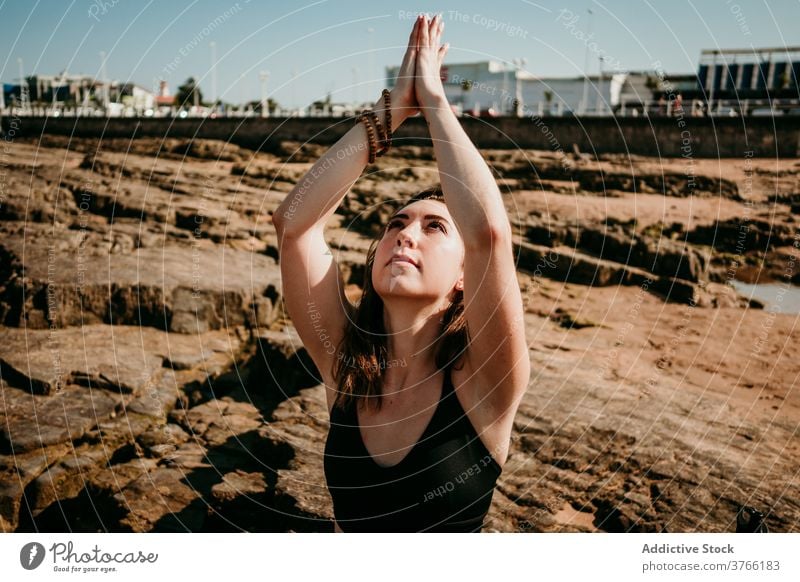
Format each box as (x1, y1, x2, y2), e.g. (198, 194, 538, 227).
(400, 45, 416, 76)
(438, 43, 449, 65)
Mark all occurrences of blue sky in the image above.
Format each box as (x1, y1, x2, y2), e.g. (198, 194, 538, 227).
(1, 0, 798, 108)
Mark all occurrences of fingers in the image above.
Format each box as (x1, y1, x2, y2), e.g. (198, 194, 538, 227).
(419, 13, 429, 47)
(432, 13, 443, 42)
(420, 13, 443, 49)
(408, 15, 420, 49)
(400, 16, 422, 75)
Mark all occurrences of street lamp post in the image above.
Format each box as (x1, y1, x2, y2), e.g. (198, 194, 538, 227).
(291, 69, 298, 115)
(52, 73, 59, 111)
(352, 67, 359, 108)
(259, 70, 270, 118)
(17, 57, 28, 110)
(238, 74, 245, 114)
(707, 52, 717, 116)
(99, 51, 109, 112)
(597, 56, 605, 115)
(209, 41, 217, 112)
(367, 27, 375, 98)
(502, 65, 509, 114)
(580, 8, 594, 115)
(513, 57, 527, 117)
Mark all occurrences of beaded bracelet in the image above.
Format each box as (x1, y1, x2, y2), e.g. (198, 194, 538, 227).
(381, 89, 392, 151)
(366, 110, 388, 158)
(356, 91, 394, 163)
(358, 110, 378, 163)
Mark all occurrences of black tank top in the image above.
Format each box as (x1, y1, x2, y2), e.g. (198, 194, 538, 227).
(323, 365, 503, 532)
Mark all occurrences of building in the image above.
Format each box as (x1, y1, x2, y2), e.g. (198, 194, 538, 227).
(0, 73, 158, 114)
(20, 74, 99, 106)
(616, 72, 699, 116)
(2, 83, 23, 107)
(115, 83, 155, 111)
(387, 49, 800, 117)
(387, 60, 637, 116)
(694, 46, 800, 114)
(154, 80, 175, 108)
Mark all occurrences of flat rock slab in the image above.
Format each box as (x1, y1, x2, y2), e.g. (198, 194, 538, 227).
(0, 380, 120, 454)
(0, 440, 73, 532)
(109, 397, 285, 531)
(207, 470, 273, 531)
(1, 232, 281, 333)
(493, 356, 800, 533)
(0, 326, 162, 396)
(112, 467, 207, 532)
(27, 441, 126, 516)
(0, 324, 246, 531)
(0, 325, 241, 396)
(211, 470, 269, 504)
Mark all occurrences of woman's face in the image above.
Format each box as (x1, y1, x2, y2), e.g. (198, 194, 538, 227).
(372, 199, 464, 301)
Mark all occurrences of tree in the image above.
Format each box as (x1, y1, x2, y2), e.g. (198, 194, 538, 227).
(543, 90, 553, 115)
(247, 98, 279, 114)
(175, 77, 203, 108)
(310, 93, 332, 113)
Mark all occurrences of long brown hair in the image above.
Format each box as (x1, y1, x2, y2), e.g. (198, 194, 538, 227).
(332, 187, 469, 413)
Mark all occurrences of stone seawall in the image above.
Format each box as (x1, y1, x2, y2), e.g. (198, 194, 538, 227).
(3, 114, 798, 157)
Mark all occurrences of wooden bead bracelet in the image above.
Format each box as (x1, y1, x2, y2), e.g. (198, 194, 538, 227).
(382, 89, 392, 151)
(359, 110, 379, 163)
(357, 90, 393, 163)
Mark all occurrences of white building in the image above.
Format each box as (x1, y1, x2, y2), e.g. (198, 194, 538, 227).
(387, 60, 651, 116)
(8, 73, 156, 114)
(116, 83, 155, 111)
(24, 73, 98, 106)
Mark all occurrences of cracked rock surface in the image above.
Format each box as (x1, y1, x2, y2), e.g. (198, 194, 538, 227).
(0, 136, 797, 532)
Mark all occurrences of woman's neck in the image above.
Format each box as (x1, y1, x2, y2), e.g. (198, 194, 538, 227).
(381, 298, 446, 387)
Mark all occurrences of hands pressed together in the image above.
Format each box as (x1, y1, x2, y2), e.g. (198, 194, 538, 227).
(391, 13, 450, 121)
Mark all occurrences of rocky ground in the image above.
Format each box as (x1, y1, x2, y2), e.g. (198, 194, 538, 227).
(0, 135, 797, 532)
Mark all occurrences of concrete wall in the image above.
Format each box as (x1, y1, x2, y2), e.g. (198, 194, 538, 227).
(3, 114, 798, 158)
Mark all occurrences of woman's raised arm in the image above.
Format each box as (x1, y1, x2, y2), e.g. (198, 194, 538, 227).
(271, 17, 427, 411)
(414, 14, 530, 420)
(414, 13, 510, 241)
(273, 17, 423, 236)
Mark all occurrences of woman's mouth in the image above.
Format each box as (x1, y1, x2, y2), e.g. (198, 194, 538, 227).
(388, 255, 419, 268)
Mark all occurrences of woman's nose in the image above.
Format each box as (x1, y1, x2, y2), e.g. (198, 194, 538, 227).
(396, 226, 417, 247)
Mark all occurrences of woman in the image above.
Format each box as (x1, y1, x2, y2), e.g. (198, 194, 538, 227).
(273, 14, 530, 532)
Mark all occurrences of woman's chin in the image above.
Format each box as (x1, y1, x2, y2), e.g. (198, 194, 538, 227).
(376, 280, 426, 298)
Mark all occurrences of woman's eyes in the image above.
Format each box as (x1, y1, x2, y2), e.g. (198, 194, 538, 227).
(387, 220, 446, 232)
